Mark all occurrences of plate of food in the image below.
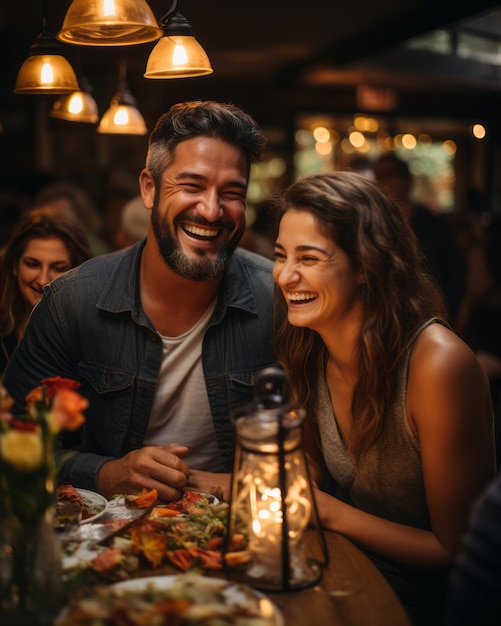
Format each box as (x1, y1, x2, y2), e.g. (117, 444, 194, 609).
(56, 572, 283, 626)
(57, 484, 109, 525)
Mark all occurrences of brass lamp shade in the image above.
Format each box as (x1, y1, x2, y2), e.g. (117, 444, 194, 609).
(15, 55, 79, 94)
(144, 35, 213, 79)
(14, 27, 79, 94)
(51, 90, 99, 124)
(57, 0, 162, 46)
(97, 89, 147, 135)
(144, 6, 213, 79)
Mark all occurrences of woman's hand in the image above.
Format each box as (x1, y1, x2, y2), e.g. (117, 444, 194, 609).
(187, 469, 231, 502)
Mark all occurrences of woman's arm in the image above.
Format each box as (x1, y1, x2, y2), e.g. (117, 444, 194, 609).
(314, 325, 496, 568)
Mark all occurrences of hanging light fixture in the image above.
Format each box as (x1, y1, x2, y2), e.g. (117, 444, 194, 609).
(144, 0, 213, 79)
(14, 1, 79, 94)
(97, 58, 147, 135)
(57, 0, 162, 46)
(50, 79, 99, 124)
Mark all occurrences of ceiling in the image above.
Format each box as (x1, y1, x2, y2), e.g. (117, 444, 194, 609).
(2, 1, 501, 129)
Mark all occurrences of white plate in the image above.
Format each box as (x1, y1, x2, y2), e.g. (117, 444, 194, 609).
(113, 574, 283, 626)
(77, 488, 109, 524)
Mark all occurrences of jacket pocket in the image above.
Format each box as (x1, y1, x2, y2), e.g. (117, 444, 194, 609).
(77, 361, 136, 454)
(79, 361, 135, 394)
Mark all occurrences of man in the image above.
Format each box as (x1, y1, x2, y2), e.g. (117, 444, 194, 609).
(373, 153, 466, 325)
(4, 101, 276, 502)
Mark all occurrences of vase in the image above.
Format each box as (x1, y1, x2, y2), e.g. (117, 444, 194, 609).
(0, 436, 63, 625)
(0, 506, 63, 626)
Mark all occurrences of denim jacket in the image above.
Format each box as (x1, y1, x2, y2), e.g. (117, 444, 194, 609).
(4, 241, 276, 490)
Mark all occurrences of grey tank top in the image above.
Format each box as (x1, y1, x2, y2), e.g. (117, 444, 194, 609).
(317, 320, 434, 529)
(316, 319, 448, 601)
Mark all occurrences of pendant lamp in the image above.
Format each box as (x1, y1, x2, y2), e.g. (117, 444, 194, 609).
(14, 1, 79, 94)
(97, 59, 147, 135)
(51, 79, 99, 124)
(57, 0, 162, 46)
(144, 0, 213, 79)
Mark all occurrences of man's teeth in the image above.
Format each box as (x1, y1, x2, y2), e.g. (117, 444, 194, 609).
(184, 224, 219, 237)
(287, 292, 316, 302)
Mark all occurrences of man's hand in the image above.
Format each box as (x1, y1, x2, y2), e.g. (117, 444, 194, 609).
(97, 443, 190, 501)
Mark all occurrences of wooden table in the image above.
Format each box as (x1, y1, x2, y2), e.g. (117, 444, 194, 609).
(268, 528, 412, 626)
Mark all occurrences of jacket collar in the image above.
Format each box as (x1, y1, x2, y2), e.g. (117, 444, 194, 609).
(97, 241, 259, 324)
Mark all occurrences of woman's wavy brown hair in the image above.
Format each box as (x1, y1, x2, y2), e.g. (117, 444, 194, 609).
(273, 171, 449, 462)
(0, 207, 92, 339)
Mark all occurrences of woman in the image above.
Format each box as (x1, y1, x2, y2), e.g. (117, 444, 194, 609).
(0, 207, 92, 374)
(272, 171, 496, 625)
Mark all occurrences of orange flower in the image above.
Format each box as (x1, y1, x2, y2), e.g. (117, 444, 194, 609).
(41, 376, 81, 400)
(50, 388, 88, 433)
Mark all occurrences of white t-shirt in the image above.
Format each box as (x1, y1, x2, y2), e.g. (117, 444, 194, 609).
(144, 299, 224, 472)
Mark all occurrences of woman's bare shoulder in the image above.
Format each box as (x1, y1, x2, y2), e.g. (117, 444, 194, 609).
(407, 322, 491, 426)
(411, 323, 482, 378)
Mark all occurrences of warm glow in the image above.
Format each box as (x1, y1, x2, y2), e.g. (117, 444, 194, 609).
(172, 43, 189, 65)
(104, 0, 116, 17)
(57, 0, 162, 46)
(98, 102, 147, 135)
(472, 123, 486, 139)
(40, 63, 54, 84)
(315, 141, 332, 156)
(418, 133, 432, 144)
(443, 139, 457, 155)
(354, 115, 379, 132)
(68, 93, 84, 114)
(401, 133, 417, 149)
(354, 115, 366, 130)
(144, 35, 213, 79)
(349, 131, 365, 148)
(15, 54, 79, 94)
(313, 126, 330, 142)
(356, 142, 371, 153)
(113, 107, 130, 126)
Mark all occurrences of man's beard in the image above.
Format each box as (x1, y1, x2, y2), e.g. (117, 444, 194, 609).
(151, 201, 244, 281)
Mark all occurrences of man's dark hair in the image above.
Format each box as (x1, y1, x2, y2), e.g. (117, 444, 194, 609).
(146, 101, 266, 186)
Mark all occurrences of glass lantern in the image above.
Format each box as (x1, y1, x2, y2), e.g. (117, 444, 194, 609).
(224, 367, 328, 591)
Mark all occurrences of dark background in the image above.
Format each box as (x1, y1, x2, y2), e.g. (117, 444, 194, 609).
(1, 1, 501, 212)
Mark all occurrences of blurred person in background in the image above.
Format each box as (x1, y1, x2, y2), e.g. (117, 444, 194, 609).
(373, 153, 466, 326)
(35, 180, 109, 257)
(0, 207, 92, 375)
(238, 199, 276, 260)
(458, 214, 501, 460)
(445, 471, 501, 625)
(113, 194, 151, 249)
